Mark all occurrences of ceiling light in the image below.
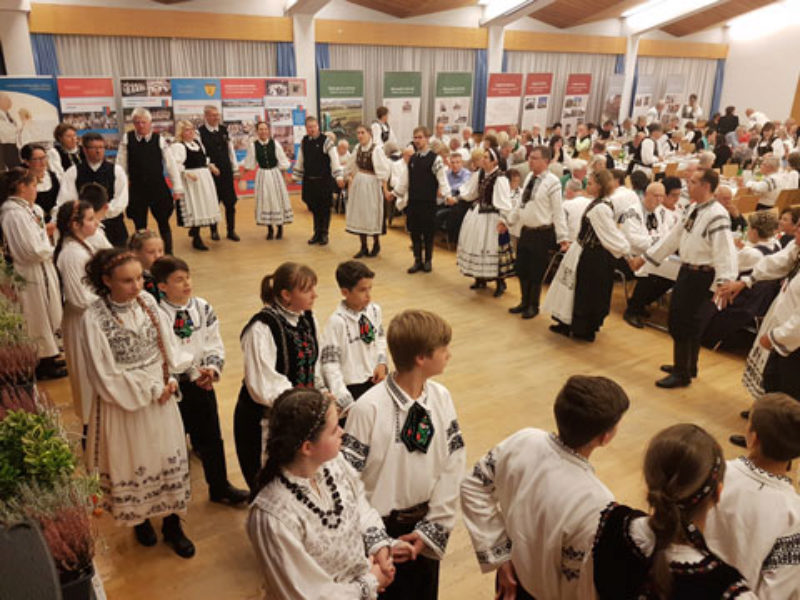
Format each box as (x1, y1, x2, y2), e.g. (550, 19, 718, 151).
(621, 0, 665, 19)
(624, 0, 719, 34)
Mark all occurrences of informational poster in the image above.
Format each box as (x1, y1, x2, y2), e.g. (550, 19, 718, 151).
(120, 77, 173, 135)
(56, 77, 120, 156)
(172, 77, 222, 130)
(0, 76, 59, 169)
(520, 73, 553, 131)
(560, 74, 592, 139)
(485, 73, 523, 132)
(319, 70, 363, 145)
(382, 71, 421, 147)
(434, 72, 472, 136)
(632, 74, 656, 121)
(602, 74, 625, 124)
(219, 78, 266, 197)
(664, 74, 686, 123)
(264, 77, 307, 161)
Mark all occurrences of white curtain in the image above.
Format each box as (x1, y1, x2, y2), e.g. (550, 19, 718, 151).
(328, 44, 475, 131)
(504, 51, 617, 128)
(53, 35, 277, 78)
(636, 56, 717, 118)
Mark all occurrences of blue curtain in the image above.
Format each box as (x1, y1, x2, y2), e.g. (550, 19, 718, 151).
(30, 33, 60, 76)
(315, 42, 330, 118)
(710, 58, 725, 117)
(615, 55, 625, 75)
(276, 42, 296, 78)
(473, 49, 488, 133)
(628, 59, 639, 118)
(502, 50, 508, 73)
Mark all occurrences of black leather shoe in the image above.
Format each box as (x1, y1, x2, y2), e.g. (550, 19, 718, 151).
(522, 307, 539, 320)
(210, 484, 249, 506)
(729, 434, 747, 448)
(572, 331, 596, 342)
(162, 515, 195, 559)
(623, 311, 644, 329)
(276, 226, 283, 240)
(470, 279, 487, 289)
(226, 231, 240, 242)
(35, 364, 67, 381)
(509, 303, 525, 314)
(210, 228, 220, 241)
(422, 261, 432, 273)
(192, 236, 209, 251)
(369, 243, 380, 257)
(493, 280, 507, 297)
(549, 322, 570, 335)
(740, 410, 750, 420)
(307, 234, 319, 245)
(134, 519, 157, 547)
(353, 248, 368, 259)
(407, 262, 423, 274)
(318, 234, 329, 246)
(266, 227, 274, 240)
(660, 365, 698, 378)
(655, 373, 691, 388)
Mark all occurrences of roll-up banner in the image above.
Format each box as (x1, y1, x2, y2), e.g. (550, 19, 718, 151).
(120, 77, 173, 135)
(485, 73, 523, 132)
(632, 74, 656, 121)
(663, 74, 686, 124)
(434, 72, 472, 136)
(560, 74, 592, 139)
(57, 77, 120, 156)
(172, 77, 221, 130)
(0, 76, 60, 169)
(219, 78, 266, 197)
(382, 71, 422, 147)
(319, 70, 363, 146)
(264, 77, 306, 163)
(520, 73, 553, 131)
(602, 74, 625, 124)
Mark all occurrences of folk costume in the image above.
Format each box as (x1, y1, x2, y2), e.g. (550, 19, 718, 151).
(293, 133, 343, 245)
(34, 170, 60, 223)
(170, 140, 221, 231)
(345, 142, 391, 240)
(47, 142, 85, 181)
(198, 121, 239, 238)
(243, 137, 292, 232)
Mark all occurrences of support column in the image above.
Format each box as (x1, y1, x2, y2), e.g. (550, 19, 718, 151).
(487, 25, 505, 74)
(619, 34, 640, 122)
(292, 13, 316, 116)
(0, 0, 35, 75)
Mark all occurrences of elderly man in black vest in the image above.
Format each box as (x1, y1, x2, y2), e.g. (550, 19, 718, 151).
(57, 132, 129, 247)
(292, 116, 344, 246)
(198, 105, 240, 241)
(116, 107, 183, 254)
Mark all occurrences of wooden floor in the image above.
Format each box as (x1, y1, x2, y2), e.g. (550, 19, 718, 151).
(40, 193, 767, 599)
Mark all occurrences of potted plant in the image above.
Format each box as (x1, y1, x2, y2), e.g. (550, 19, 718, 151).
(0, 263, 37, 404)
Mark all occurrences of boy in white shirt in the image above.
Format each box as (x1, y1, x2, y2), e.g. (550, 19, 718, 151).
(153, 256, 248, 506)
(321, 260, 388, 422)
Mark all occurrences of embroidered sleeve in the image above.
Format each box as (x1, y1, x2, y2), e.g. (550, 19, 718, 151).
(416, 520, 451, 556)
(320, 315, 353, 410)
(762, 532, 800, 570)
(374, 305, 387, 366)
(446, 419, 465, 455)
(200, 300, 225, 375)
(341, 433, 370, 473)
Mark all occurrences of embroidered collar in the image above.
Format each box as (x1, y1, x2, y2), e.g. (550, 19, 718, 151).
(386, 373, 427, 409)
(163, 297, 192, 311)
(737, 456, 793, 486)
(274, 302, 302, 325)
(547, 433, 594, 471)
(108, 298, 136, 311)
(339, 301, 366, 320)
(256, 138, 272, 145)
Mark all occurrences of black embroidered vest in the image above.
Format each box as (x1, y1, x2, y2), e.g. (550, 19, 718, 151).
(356, 144, 375, 173)
(76, 161, 116, 200)
(301, 135, 331, 179)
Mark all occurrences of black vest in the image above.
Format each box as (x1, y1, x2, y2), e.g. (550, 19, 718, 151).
(126, 131, 169, 194)
(373, 120, 390, 143)
(54, 143, 85, 172)
(198, 124, 233, 173)
(409, 151, 438, 204)
(181, 143, 207, 170)
(633, 137, 658, 166)
(35, 170, 60, 221)
(356, 144, 375, 173)
(301, 135, 332, 179)
(76, 161, 116, 200)
(477, 169, 500, 213)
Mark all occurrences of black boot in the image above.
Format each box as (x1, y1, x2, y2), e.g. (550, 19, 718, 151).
(225, 206, 239, 241)
(318, 232, 329, 246)
(266, 226, 274, 240)
(209, 224, 220, 241)
(470, 278, 487, 290)
(354, 235, 369, 258)
(162, 514, 195, 559)
(35, 356, 67, 380)
(191, 229, 209, 251)
(656, 340, 692, 388)
(276, 225, 283, 240)
(134, 519, 157, 547)
(369, 236, 380, 257)
(509, 279, 530, 314)
(210, 483, 249, 506)
(493, 279, 507, 298)
(690, 339, 701, 379)
(308, 232, 320, 244)
(407, 259, 424, 274)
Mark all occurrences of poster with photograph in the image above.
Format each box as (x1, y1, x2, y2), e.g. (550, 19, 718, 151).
(219, 78, 266, 197)
(382, 72, 421, 147)
(559, 74, 592, 138)
(663, 74, 686, 124)
(264, 77, 306, 161)
(0, 76, 59, 169)
(601, 74, 625, 124)
(56, 77, 120, 156)
(319, 70, 363, 146)
(120, 77, 173, 135)
(632, 74, 656, 121)
(172, 77, 222, 130)
(434, 72, 472, 136)
(485, 73, 523, 132)
(520, 73, 553, 131)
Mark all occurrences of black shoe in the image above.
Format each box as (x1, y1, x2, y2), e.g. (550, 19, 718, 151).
(623, 311, 644, 329)
(573, 331, 596, 342)
(35, 363, 67, 381)
(549, 322, 570, 335)
(210, 484, 249, 506)
(226, 231, 240, 242)
(470, 279, 487, 290)
(276, 226, 283, 240)
(740, 410, 750, 420)
(192, 236, 209, 251)
(493, 280, 507, 297)
(308, 234, 319, 245)
(407, 262, 423, 274)
(266, 227, 274, 240)
(353, 248, 368, 259)
(660, 365, 698, 378)
(134, 519, 157, 547)
(210, 228, 220, 242)
(53, 357, 67, 368)
(522, 307, 539, 319)
(162, 515, 195, 559)
(369, 243, 380, 257)
(422, 261, 432, 273)
(655, 373, 691, 388)
(509, 303, 525, 314)
(729, 434, 747, 448)
(318, 234, 329, 246)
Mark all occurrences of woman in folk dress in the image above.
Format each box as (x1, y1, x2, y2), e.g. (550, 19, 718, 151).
(170, 120, 221, 251)
(81, 248, 196, 558)
(345, 124, 390, 258)
(244, 121, 292, 240)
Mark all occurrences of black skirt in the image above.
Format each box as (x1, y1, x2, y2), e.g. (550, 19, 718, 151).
(572, 245, 616, 336)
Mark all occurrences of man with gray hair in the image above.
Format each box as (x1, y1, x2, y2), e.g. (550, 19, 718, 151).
(198, 105, 240, 241)
(116, 107, 183, 254)
(697, 150, 716, 169)
(645, 100, 666, 126)
(743, 155, 785, 210)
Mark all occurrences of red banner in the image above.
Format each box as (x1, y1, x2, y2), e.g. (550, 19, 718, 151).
(221, 78, 266, 99)
(525, 73, 553, 96)
(57, 77, 114, 98)
(487, 73, 523, 97)
(565, 74, 592, 96)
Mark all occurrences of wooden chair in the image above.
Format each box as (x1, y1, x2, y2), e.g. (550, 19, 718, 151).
(722, 164, 739, 178)
(664, 163, 679, 177)
(680, 141, 695, 154)
(736, 194, 760, 214)
(775, 188, 800, 213)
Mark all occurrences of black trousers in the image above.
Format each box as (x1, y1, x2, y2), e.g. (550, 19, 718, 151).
(212, 168, 237, 232)
(233, 384, 264, 492)
(763, 348, 800, 400)
(627, 275, 673, 315)
(339, 380, 375, 427)
(380, 512, 439, 600)
(516, 226, 557, 310)
(302, 178, 333, 236)
(128, 189, 174, 254)
(102, 214, 129, 248)
(178, 380, 230, 496)
(668, 266, 715, 342)
(411, 230, 435, 263)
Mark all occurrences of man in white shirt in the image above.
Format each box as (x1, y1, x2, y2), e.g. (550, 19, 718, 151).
(745, 108, 770, 129)
(743, 156, 786, 209)
(116, 107, 183, 254)
(429, 120, 450, 148)
(645, 100, 666, 126)
(632, 123, 662, 176)
(681, 93, 703, 123)
(461, 126, 475, 152)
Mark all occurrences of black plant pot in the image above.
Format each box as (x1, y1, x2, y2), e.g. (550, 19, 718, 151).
(60, 564, 95, 600)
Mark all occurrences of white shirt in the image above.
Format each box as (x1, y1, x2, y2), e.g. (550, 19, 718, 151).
(458, 168, 514, 217)
(747, 173, 785, 207)
(0, 108, 18, 144)
(345, 143, 391, 182)
(748, 111, 770, 128)
(636, 137, 659, 171)
(158, 296, 225, 381)
(342, 374, 465, 560)
(292, 135, 344, 182)
(392, 150, 451, 210)
(461, 429, 611, 600)
(116, 131, 184, 194)
(737, 239, 782, 274)
(244, 138, 290, 171)
(584, 199, 632, 258)
(610, 186, 649, 255)
(169, 140, 210, 171)
(56, 161, 129, 220)
(705, 457, 800, 600)
(508, 170, 569, 242)
(429, 134, 450, 148)
(47, 145, 81, 181)
(645, 106, 662, 125)
(320, 301, 388, 412)
(371, 121, 396, 147)
(563, 195, 592, 242)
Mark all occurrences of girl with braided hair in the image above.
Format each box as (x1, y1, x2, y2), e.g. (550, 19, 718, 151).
(592, 424, 756, 599)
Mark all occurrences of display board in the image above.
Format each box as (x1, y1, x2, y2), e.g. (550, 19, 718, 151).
(601, 74, 625, 124)
(434, 72, 472, 136)
(560, 74, 592, 139)
(382, 71, 422, 147)
(319, 70, 363, 145)
(520, 73, 553, 131)
(485, 73, 523, 132)
(632, 74, 656, 121)
(0, 76, 60, 169)
(120, 77, 173, 134)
